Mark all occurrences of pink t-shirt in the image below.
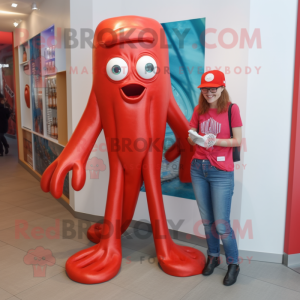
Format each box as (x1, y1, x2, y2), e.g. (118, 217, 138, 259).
(189, 102, 243, 171)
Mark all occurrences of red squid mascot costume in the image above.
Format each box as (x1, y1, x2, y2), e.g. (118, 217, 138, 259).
(41, 15, 206, 284)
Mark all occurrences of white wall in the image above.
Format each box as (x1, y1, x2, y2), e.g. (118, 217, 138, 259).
(70, 0, 251, 241)
(40, 0, 297, 260)
(90, 0, 251, 245)
(239, 0, 297, 255)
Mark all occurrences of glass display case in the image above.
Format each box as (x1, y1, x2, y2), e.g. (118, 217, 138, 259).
(15, 24, 68, 201)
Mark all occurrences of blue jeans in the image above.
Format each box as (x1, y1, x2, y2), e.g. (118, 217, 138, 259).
(190, 159, 239, 265)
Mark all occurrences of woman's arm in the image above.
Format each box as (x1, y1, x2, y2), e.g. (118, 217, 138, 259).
(215, 126, 242, 147)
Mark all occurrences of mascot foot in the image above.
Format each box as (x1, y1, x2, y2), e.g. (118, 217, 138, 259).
(66, 243, 122, 284)
(87, 223, 102, 244)
(158, 243, 206, 277)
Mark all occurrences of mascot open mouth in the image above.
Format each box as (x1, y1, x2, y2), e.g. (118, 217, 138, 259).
(120, 84, 146, 103)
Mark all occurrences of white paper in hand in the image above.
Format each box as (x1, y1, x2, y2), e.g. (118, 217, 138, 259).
(188, 130, 216, 148)
(188, 130, 205, 147)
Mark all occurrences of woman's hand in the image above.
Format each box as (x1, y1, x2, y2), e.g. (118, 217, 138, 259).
(187, 131, 216, 148)
(187, 136, 196, 146)
(204, 134, 216, 149)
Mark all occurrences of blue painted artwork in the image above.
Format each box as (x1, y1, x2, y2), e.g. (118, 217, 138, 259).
(140, 18, 206, 200)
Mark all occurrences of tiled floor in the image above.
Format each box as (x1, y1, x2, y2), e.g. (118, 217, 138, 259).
(0, 137, 300, 300)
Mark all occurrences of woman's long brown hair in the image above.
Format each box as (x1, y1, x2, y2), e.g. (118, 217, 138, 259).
(197, 88, 231, 115)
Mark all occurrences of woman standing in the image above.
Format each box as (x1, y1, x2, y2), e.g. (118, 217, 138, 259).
(188, 70, 242, 286)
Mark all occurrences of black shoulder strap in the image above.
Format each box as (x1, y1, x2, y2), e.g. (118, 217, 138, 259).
(228, 103, 234, 138)
(197, 108, 199, 133)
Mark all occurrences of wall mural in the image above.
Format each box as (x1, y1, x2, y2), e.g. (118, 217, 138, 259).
(140, 17, 205, 200)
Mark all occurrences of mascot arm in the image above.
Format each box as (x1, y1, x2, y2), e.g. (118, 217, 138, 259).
(41, 88, 102, 198)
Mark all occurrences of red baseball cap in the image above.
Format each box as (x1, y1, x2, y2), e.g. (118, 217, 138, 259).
(197, 70, 226, 88)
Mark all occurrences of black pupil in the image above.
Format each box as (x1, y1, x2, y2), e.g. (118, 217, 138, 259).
(145, 63, 154, 73)
(112, 65, 121, 74)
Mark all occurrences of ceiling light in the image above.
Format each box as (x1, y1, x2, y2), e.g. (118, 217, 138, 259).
(0, 10, 25, 15)
(13, 19, 22, 27)
(11, 3, 18, 7)
(31, 3, 38, 10)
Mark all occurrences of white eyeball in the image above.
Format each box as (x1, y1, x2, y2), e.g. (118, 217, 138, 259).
(136, 56, 157, 79)
(106, 58, 128, 81)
